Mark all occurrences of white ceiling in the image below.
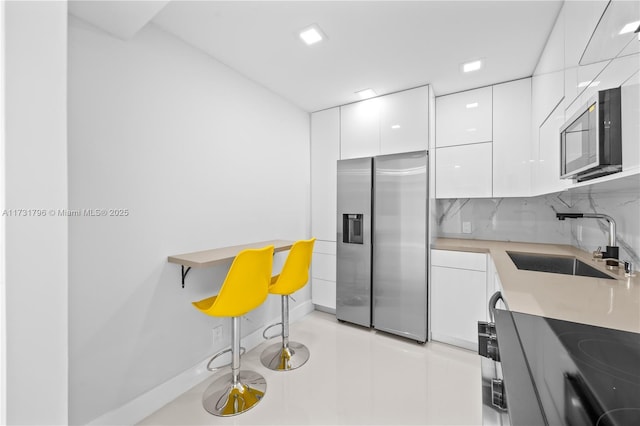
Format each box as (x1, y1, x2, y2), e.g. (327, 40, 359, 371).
(70, 0, 564, 112)
(68, 0, 169, 40)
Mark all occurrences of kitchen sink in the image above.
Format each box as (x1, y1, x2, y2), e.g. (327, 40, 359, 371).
(506, 251, 614, 280)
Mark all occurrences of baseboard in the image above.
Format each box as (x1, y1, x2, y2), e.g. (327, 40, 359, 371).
(88, 300, 315, 426)
(430, 332, 477, 352)
(313, 304, 335, 315)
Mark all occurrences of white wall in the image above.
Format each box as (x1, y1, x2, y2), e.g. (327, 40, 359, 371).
(0, 0, 6, 423)
(67, 17, 310, 424)
(4, 1, 69, 424)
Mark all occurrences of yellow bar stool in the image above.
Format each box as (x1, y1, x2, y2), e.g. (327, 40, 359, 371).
(260, 238, 316, 371)
(192, 245, 274, 416)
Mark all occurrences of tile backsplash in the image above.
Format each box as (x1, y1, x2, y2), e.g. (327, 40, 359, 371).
(435, 184, 640, 265)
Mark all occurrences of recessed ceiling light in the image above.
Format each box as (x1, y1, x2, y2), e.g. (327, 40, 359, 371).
(356, 88, 377, 99)
(391, 124, 401, 129)
(462, 60, 482, 73)
(466, 102, 479, 109)
(299, 24, 325, 46)
(466, 127, 477, 132)
(619, 20, 640, 35)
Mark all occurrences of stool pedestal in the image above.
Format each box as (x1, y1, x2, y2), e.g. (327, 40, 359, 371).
(203, 317, 266, 416)
(260, 295, 310, 371)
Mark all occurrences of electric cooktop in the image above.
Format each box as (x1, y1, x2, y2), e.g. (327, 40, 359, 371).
(500, 311, 640, 425)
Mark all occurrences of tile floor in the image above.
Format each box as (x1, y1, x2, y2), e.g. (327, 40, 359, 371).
(139, 310, 482, 425)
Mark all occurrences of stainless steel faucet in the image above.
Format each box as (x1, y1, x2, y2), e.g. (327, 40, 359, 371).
(556, 213, 619, 264)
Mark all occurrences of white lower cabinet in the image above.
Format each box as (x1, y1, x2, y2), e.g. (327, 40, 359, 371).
(430, 250, 487, 350)
(311, 241, 337, 311)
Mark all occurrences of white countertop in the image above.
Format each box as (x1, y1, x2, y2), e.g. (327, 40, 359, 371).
(432, 238, 640, 333)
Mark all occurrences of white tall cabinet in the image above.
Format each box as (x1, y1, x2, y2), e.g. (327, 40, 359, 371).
(310, 107, 340, 310)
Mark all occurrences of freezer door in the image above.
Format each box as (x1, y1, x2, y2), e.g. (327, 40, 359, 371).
(336, 157, 372, 328)
(373, 151, 428, 342)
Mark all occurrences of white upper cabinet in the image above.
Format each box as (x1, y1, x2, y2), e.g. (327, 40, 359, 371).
(563, 0, 609, 108)
(533, 102, 570, 195)
(436, 86, 492, 148)
(435, 142, 493, 199)
(340, 98, 381, 159)
(493, 79, 532, 197)
(532, 7, 565, 130)
(311, 107, 340, 242)
(379, 86, 429, 155)
(622, 70, 640, 173)
(435, 79, 532, 199)
(340, 86, 430, 159)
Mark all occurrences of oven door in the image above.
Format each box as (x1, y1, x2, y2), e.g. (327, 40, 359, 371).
(480, 356, 510, 425)
(479, 293, 547, 425)
(560, 99, 599, 179)
(479, 292, 510, 425)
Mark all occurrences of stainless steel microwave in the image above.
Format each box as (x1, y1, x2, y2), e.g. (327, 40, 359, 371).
(560, 87, 622, 182)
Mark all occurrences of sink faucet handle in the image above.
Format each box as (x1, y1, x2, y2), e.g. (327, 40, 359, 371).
(593, 246, 603, 259)
(624, 261, 633, 276)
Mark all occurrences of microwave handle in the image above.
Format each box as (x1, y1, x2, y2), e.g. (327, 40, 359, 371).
(488, 291, 504, 323)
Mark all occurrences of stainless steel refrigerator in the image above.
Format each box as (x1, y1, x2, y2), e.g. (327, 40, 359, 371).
(336, 151, 428, 342)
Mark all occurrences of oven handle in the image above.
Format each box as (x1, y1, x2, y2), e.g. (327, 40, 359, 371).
(488, 291, 504, 323)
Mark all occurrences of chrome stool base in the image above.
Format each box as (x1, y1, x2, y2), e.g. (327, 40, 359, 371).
(202, 370, 266, 416)
(260, 341, 310, 371)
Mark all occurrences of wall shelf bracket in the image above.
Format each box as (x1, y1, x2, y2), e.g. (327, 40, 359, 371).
(181, 265, 191, 288)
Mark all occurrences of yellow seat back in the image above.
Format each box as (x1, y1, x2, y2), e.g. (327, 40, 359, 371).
(269, 238, 316, 296)
(193, 245, 274, 317)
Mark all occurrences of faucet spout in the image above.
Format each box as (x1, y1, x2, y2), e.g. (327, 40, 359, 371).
(556, 213, 617, 257)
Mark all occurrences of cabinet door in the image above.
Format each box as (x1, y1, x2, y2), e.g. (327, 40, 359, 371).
(436, 86, 492, 148)
(340, 98, 380, 159)
(311, 108, 340, 241)
(493, 79, 532, 197)
(533, 102, 570, 195)
(311, 241, 336, 310)
(435, 142, 492, 198)
(531, 7, 564, 130)
(379, 86, 429, 154)
(622, 70, 640, 172)
(431, 265, 487, 350)
(563, 0, 608, 106)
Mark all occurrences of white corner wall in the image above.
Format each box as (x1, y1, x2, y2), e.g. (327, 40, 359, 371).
(0, 0, 6, 423)
(67, 18, 310, 424)
(4, 1, 69, 424)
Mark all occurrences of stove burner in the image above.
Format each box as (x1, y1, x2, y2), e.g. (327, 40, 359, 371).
(556, 331, 640, 384)
(597, 408, 640, 426)
(578, 338, 640, 382)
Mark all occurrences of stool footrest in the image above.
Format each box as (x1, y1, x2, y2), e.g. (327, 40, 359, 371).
(262, 322, 283, 340)
(206, 346, 246, 372)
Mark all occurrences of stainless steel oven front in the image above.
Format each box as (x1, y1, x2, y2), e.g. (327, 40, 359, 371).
(478, 292, 546, 426)
(478, 292, 510, 426)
